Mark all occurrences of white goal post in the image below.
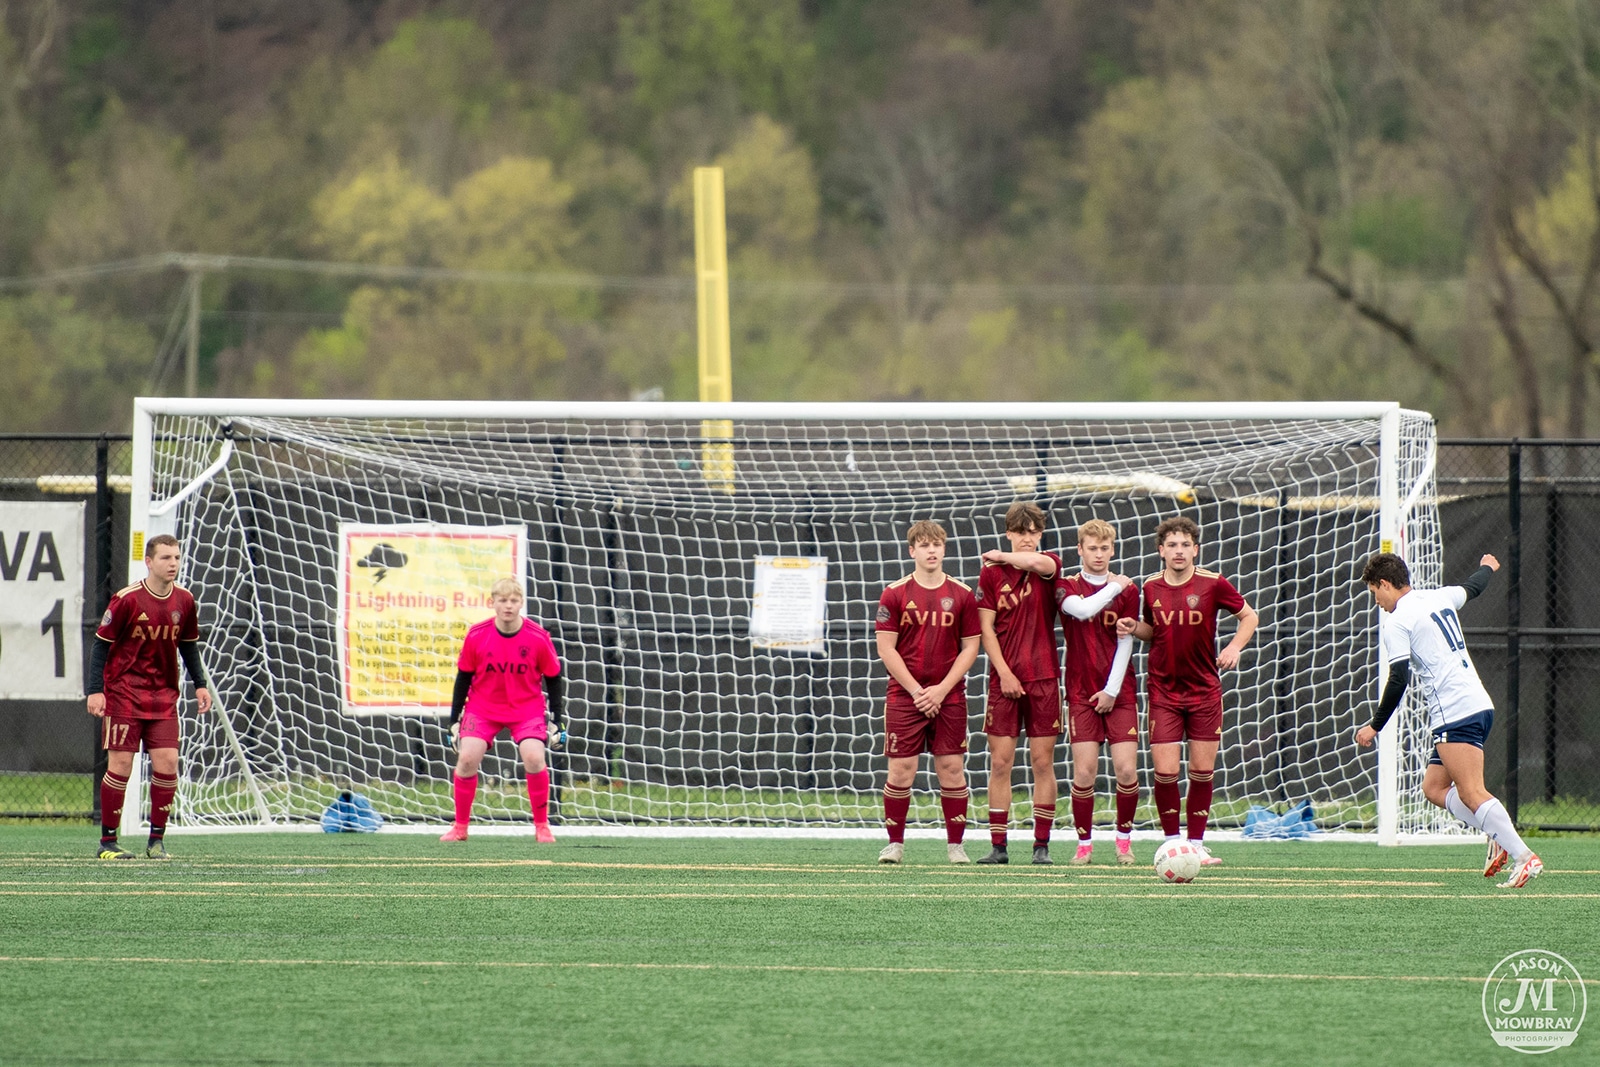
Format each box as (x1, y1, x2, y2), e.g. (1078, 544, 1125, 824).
(125, 399, 1456, 843)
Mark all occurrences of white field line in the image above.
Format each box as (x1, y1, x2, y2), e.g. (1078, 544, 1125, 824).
(0, 856, 1556, 874)
(6, 954, 1599, 987)
(148, 825, 1475, 844)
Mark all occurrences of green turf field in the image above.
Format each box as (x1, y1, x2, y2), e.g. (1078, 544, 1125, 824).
(0, 827, 1595, 1066)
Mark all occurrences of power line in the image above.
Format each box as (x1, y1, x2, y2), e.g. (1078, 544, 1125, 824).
(0, 251, 1481, 303)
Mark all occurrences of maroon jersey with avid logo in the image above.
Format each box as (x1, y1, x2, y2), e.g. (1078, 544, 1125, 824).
(975, 553, 1062, 683)
(875, 574, 981, 701)
(96, 580, 201, 718)
(1056, 572, 1141, 710)
(1141, 569, 1246, 710)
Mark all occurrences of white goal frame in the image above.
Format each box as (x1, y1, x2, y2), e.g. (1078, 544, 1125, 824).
(125, 399, 1447, 844)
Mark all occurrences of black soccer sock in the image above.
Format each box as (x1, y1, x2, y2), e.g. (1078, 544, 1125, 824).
(101, 825, 118, 846)
(147, 825, 165, 845)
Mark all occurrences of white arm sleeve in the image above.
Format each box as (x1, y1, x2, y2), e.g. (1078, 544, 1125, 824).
(1058, 581, 1122, 621)
(1103, 634, 1135, 696)
(1447, 586, 1468, 611)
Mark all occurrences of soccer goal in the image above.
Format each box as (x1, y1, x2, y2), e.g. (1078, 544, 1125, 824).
(128, 399, 1454, 842)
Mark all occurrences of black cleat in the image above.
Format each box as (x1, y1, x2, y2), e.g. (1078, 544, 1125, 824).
(145, 840, 172, 861)
(1031, 845, 1053, 865)
(976, 846, 1009, 865)
(97, 842, 136, 860)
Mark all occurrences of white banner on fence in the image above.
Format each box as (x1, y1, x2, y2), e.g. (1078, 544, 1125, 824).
(0, 501, 85, 699)
(750, 555, 829, 655)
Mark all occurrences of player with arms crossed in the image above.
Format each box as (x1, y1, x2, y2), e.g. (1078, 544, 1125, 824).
(1355, 552, 1541, 887)
(1119, 516, 1257, 866)
(86, 534, 212, 860)
(974, 502, 1064, 865)
(1056, 519, 1140, 865)
(875, 521, 982, 864)
(441, 578, 566, 843)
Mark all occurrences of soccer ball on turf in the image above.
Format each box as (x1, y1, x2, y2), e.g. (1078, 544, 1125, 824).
(1153, 839, 1203, 883)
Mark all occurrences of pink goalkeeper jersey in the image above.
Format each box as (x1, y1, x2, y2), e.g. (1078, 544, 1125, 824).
(457, 618, 561, 721)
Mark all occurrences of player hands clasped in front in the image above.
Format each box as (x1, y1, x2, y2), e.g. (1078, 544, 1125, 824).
(1119, 516, 1257, 867)
(974, 502, 1064, 865)
(86, 534, 212, 860)
(441, 579, 565, 844)
(874, 521, 982, 865)
(1056, 519, 1141, 866)
(1356, 553, 1542, 888)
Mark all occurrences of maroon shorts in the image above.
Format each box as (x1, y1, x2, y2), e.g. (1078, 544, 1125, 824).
(984, 678, 1062, 739)
(1148, 701, 1222, 745)
(102, 714, 180, 753)
(1067, 698, 1139, 746)
(885, 693, 971, 758)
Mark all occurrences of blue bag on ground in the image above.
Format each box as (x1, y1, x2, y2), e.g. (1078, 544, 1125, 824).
(321, 790, 384, 832)
(1242, 800, 1319, 839)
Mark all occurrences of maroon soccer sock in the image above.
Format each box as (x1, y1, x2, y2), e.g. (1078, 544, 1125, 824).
(939, 787, 969, 844)
(1186, 769, 1214, 841)
(1070, 785, 1095, 841)
(452, 774, 479, 827)
(1115, 782, 1139, 835)
(988, 809, 1008, 848)
(148, 773, 178, 842)
(1032, 802, 1056, 846)
(100, 771, 128, 843)
(1153, 772, 1182, 837)
(883, 786, 912, 844)
(527, 769, 551, 824)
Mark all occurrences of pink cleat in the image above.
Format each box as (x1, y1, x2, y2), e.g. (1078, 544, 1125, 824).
(1190, 841, 1222, 867)
(1498, 852, 1543, 889)
(534, 822, 557, 844)
(1070, 843, 1094, 866)
(440, 823, 468, 842)
(1115, 838, 1136, 866)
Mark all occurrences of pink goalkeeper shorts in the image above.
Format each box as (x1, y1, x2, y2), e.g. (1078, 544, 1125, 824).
(459, 709, 547, 745)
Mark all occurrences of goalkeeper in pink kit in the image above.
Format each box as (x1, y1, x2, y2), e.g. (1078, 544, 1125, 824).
(441, 579, 566, 843)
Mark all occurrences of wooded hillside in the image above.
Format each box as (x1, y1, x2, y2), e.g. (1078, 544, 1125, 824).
(2, 0, 1598, 435)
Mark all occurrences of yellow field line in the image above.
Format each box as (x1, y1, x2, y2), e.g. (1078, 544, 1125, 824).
(5, 954, 1599, 987)
(3, 889, 1594, 900)
(0, 877, 1454, 890)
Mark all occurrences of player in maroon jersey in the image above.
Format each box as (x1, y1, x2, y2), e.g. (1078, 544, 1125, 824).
(874, 521, 982, 864)
(1055, 518, 1140, 866)
(85, 534, 212, 860)
(973, 501, 1064, 865)
(1118, 516, 1257, 866)
(441, 578, 565, 843)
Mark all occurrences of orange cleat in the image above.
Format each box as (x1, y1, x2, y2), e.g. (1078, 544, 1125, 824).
(1483, 839, 1510, 878)
(1498, 852, 1543, 889)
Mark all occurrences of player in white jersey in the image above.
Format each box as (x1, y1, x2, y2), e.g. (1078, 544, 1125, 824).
(1355, 552, 1542, 888)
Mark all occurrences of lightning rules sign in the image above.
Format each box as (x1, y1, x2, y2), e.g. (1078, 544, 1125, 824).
(336, 524, 526, 716)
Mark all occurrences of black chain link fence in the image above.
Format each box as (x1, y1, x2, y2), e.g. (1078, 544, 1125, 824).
(3, 433, 1596, 830)
(1438, 440, 1600, 831)
(0, 434, 130, 819)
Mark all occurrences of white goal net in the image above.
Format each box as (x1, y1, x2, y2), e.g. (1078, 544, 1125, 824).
(129, 400, 1452, 840)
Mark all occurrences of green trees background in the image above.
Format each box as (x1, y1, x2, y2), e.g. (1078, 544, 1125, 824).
(3, 0, 1600, 434)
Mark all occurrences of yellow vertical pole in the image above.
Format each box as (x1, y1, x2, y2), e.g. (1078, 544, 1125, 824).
(693, 166, 736, 494)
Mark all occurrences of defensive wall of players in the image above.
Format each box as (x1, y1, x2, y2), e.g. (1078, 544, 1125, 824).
(0, 433, 1596, 830)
